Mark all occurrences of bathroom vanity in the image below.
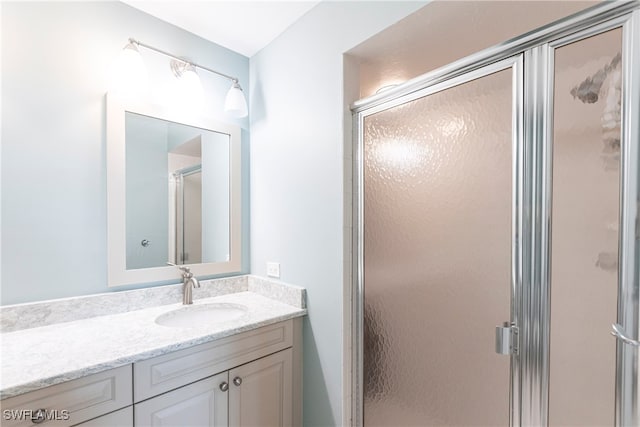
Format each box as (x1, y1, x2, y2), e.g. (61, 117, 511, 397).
(0, 276, 305, 427)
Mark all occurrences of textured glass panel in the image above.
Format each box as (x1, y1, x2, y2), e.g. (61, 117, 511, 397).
(363, 69, 512, 426)
(549, 28, 622, 427)
(182, 172, 202, 264)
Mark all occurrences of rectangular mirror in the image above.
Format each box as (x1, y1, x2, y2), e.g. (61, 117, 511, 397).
(107, 95, 241, 286)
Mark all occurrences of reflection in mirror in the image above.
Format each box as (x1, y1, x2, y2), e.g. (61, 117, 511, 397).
(107, 94, 241, 287)
(125, 112, 230, 269)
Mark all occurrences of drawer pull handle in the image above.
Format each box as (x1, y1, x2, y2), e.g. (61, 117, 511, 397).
(32, 409, 47, 424)
(233, 376, 242, 386)
(219, 381, 229, 392)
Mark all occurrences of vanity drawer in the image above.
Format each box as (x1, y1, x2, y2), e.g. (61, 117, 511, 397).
(134, 320, 292, 402)
(1, 365, 132, 427)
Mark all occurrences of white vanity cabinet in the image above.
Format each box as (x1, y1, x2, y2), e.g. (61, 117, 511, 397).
(73, 407, 133, 427)
(228, 348, 292, 427)
(133, 319, 301, 427)
(134, 372, 228, 426)
(135, 349, 292, 427)
(1, 319, 302, 427)
(0, 365, 132, 427)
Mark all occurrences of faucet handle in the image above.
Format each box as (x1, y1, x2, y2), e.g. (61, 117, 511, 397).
(166, 262, 191, 275)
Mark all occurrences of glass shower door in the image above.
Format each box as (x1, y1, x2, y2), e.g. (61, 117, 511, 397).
(362, 60, 519, 426)
(548, 27, 627, 427)
(357, 6, 640, 426)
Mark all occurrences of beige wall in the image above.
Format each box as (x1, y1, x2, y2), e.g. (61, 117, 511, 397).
(349, 0, 598, 97)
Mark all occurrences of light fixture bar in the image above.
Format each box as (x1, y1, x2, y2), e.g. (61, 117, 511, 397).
(129, 37, 238, 83)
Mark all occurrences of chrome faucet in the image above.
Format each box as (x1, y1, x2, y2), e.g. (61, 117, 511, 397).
(167, 263, 201, 305)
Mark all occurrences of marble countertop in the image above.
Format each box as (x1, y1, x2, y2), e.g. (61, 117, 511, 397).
(0, 290, 306, 399)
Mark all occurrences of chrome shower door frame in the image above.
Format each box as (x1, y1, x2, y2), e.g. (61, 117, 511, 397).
(350, 2, 640, 426)
(538, 12, 640, 427)
(352, 52, 524, 427)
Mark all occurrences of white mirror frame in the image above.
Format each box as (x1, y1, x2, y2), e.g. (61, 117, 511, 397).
(106, 94, 242, 286)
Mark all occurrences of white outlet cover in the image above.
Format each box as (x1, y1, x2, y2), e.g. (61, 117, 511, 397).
(266, 262, 280, 278)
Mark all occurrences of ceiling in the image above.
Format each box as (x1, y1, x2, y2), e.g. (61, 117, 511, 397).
(121, 0, 321, 57)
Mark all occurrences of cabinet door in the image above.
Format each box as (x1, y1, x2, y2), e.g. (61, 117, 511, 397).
(229, 349, 292, 427)
(134, 372, 228, 427)
(72, 407, 133, 427)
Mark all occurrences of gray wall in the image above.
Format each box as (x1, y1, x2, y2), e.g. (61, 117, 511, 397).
(1, 1, 250, 304)
(249, 2, 426, 424)
(2, 1, 427, 424)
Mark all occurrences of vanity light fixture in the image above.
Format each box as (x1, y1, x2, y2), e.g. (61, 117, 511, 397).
(122, 38, 248, 118)
(224, 81, 249, 118)
(170, 59, 205, 110)
(112, 41, 148, 96)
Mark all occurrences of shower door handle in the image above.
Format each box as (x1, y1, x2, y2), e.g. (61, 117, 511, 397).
(611, 323, 640, 347)
(495, 322, 518, 355)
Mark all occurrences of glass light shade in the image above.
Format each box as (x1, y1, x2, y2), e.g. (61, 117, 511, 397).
(224, 82, 248, 118)
(111, 42, 148, 97)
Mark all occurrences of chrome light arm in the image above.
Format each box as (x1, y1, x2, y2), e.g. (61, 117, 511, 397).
(611, 323, 640, 347)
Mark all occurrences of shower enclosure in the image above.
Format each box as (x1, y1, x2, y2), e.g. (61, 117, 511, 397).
(351, 3, 640, 426)
(171, 165, 203, 265)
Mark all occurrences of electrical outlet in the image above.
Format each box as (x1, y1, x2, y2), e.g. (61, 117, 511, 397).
(266, 262, 280, 278)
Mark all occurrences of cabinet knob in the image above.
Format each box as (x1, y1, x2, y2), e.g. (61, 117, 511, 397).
(233, 376, 242, 386)
(219, 381, 229, 392)
(32, 409, 47, 424)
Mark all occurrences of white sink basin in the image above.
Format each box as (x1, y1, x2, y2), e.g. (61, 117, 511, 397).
(156, 303, 248, 328)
